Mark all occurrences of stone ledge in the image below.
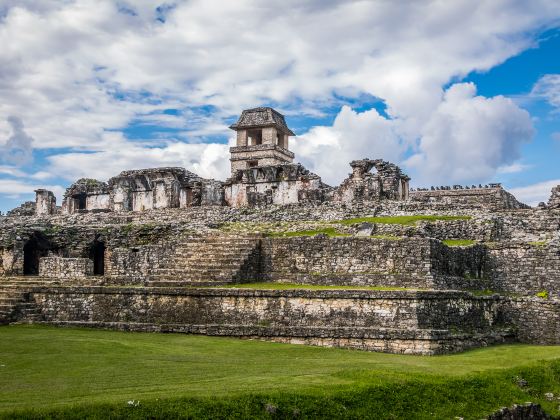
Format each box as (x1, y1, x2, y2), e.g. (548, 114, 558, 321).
(23, 284, 501, 300)
(34, 321, 515, 355)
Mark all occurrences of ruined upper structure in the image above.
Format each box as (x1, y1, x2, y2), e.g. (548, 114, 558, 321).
(549, 186, 560, 209)
(59, 168, 223, 214)
(6, 106, 543, 216)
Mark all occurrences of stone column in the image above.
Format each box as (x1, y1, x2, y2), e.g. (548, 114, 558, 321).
(35, 189, 56, 215)
(236, 129, 248, 146)
(262, 127, 277, 145)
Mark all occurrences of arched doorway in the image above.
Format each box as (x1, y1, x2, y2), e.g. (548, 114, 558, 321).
(89, 240, 105, 276)
(23, 232, 52, 276)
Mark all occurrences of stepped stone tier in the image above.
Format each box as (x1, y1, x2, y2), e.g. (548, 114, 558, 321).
(1, 107, 559, 355)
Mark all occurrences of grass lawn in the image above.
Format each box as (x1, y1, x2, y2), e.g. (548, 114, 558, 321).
(1, 325, 559, 419)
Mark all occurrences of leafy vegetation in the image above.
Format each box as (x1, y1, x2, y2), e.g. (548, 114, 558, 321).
(536, 290, 549, 299)
(336, 215, 471, 226)
(442, 239, 477, 247)
(1, 325, 560, 419)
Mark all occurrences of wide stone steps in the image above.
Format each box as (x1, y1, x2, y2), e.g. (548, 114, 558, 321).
(149, 236, 261, 285)
(0, 288, 40, 324)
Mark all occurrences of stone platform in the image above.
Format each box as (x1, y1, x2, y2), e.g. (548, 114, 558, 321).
(2, 284, 516, 355)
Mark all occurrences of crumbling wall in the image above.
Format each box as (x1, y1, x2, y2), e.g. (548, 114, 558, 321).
(333, 159, 410, 203)
(484, 242, 560, 296)
(548, 185, 560, 209)
(39, 257, 93, 279)
(7, 201, 36, 217)
(225, 164, 327, 207)
(104, 245, 174, 282)
(502, 297, 560, 344)
(409, 184, 529, 211)
(260, 237, 484, 289)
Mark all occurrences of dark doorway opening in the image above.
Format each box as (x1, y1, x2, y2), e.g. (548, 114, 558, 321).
(89, 240, 105, 276)
(74, 193, 87, 211)
(23, 232, 52, 276)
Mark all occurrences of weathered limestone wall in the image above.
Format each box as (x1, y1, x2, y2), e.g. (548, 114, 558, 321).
(260, 237, 485, 289)
(261, 237, 433, 287)
(31, 287, 508, 354)
(485, 242, 560, 296)
(38, 257, 93, 279)
(502, 297, 560, 344)
(104, 245, 173, 282)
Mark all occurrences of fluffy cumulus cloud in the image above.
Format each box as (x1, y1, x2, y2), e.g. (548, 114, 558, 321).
(293, 106, 405, 185)
(0, 0, 559, 210)
(1, 116, 34, 165)
(406, 83, 534, 185)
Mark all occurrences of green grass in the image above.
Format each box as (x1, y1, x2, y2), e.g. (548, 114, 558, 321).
(266, 227, 350, 237)
(528, 241, 548, 247)
(220, 282, 412, 291)
(1, 325, 560, 419)
(337, 215, 471, 226)
(442, 239, 477, 247)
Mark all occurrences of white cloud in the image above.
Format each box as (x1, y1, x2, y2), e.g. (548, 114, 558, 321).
(293, 106, 404, 185)
(406, 83, 534, 185)
(497, 163, 532, 174)
(0, 116, 34, 165)
(532, 74, 560, 108)
(510, 179, 560, 207)
(46, 132, 230, 182)
(0, 179, 64, 201)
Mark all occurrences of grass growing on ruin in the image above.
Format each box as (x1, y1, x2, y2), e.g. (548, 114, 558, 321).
(1, 325, 560, 419)
(337, 214, 471, 225)
(220, 282, 412, 291)
(442, 239, 477, 247)
(266, 227, 351, 237)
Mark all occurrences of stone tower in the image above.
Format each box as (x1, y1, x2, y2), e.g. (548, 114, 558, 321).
(229, 107, 295, 174)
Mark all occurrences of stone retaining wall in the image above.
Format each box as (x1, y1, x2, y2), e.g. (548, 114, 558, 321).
(260, 237, 486, 289)
(29, 286, 509, 354)
(503, 297, 560, 345)
(485, 243, 560, 296)
(38, 257, 93, 279)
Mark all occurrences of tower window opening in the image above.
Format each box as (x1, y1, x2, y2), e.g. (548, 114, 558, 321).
(247, 129, 262, 145)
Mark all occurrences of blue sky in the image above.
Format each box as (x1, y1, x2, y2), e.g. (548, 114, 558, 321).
(1, 1, 560, 212)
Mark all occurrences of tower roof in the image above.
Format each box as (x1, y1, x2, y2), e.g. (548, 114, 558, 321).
(229, 107, 295, 136)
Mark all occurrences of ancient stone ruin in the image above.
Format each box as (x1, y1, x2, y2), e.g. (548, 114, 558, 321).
(0, 107, 559, 355)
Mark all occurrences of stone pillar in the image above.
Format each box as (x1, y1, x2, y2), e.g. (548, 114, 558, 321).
(153, 179, 168, 209)
(548, 185, 560, 209)
(262, 127, 277, 145)
(35, 189, 56, 215)
(236, 129, 247, 146)
(112, 185, 131, 212)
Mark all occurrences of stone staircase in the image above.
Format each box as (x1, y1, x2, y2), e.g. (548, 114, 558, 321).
(0, 283, 42, 324)
(148, 236, 262, 286)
